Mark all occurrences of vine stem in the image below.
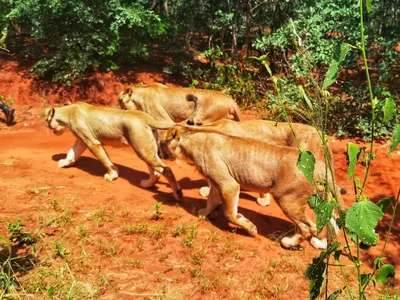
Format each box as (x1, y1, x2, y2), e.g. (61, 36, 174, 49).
(359, 0, 376, 196)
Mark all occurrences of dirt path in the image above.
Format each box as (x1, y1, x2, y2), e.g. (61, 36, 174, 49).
(0, 114, 399, 298)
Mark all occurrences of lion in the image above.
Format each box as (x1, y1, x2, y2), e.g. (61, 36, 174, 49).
(45, 102, 182, 201)
(117, 83, 242, 125)
(197, 119, 333, 207)
(159, 126, 343, 249)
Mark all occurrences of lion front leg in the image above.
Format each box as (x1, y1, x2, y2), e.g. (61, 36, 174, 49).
(256, 193, 271, 207)
(220, 183, 258, 237)
(198, 185, 221, 219)
(58, 138, 87, 168)
(87, 142, 119, 181)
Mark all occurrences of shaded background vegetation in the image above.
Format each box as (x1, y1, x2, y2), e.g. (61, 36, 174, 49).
(0, 0, 399, 138)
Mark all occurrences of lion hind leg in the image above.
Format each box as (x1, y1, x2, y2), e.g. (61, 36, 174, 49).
(221, 184, 258, 237)
(140, 165, 162, 188)
(277, 195, 314, 248)
(58, 138, 87, 168)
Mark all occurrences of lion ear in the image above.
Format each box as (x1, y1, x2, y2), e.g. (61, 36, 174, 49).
(44, 107, 55, 121)
(125, 87, 134, 96)
(171, 128, 181, 141)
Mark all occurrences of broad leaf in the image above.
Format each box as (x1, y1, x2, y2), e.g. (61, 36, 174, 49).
(376, 264, 395, 283)
(306, 254, 327, 300)
(308, 194, 322, 209)
(297, 151, 315, 183)
(347, 142, 361, 179)
(345, 201, 384, 245)
(323, 44, 351, 90)
(322, 62, 339, 90)
(361, 273, 373, 286)
(339, 43, 351, 62)
(377, 197, 393, 213)
(389, 124, 400, 154)
(306, 242, 340, 299)
(382, 98, 396, 123)
(315, 201, 334, 235)
(327, 288, 344, 300)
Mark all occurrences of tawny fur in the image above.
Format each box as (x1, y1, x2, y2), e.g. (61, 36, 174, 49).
(160, 126, 343, 249)
(45, 102, 182, 201)
(197, 119, 336, 206)
(117, 83, 242, 125)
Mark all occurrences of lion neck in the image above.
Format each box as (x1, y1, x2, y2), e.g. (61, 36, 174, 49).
(54, 105, 76, 127)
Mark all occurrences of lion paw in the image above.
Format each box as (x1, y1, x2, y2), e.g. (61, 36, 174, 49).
(199, 186, 210, 197)
(140, 179, 156, 188)
(281, 236, 301, 249)
(104, 172, 118, 181)
(248, 224, 258, 237)
(198, 208, 218, 220)
(256, 193, 271, 207)
(58, 159, 74, 168)
(310, 237, 327, 250)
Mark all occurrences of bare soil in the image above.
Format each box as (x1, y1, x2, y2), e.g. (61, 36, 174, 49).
(0, 56, 399, 299)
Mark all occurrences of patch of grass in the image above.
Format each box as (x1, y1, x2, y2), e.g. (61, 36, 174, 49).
(191, 268, 202, 278)
(191, 248, 206, 266)
(5, 218, 36, 245)
(91, 207, 114, 228)
(122, 222, 149, 235)
(149, 223, 168, 240)
(54, 240, 68, 258)
(200, 274, 220, 293)
(181, 224, 197, 248)
(77, 225, 88, 238)
(172, 222, 189, 237)
(98, 240, 118, 257)
(128, 259, 142, 269)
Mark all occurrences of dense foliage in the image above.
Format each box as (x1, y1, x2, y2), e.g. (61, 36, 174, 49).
(0, 0, 399, 137)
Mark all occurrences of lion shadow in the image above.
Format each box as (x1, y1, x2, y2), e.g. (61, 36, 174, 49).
(51, 154, 295, 243)
(153, 187, 295, 243)
(51, 154, 173, 191)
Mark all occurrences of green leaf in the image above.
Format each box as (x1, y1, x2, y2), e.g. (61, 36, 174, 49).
(347, 142, 361, 179)
(377, 197, 393, 213)
(306, 242, 340, 300)
(366, 0, 372, 13)
(306, 256, 327, 300)
(308, 194, 322, 209)
(327, 288, 344, 300)
(333, 250, 342, 261)
(339, 44, 351, 61)
(322, 44, 351, 90)
(315, 201, 334, 235)
(322, 62, 338, 90)
(345, 201, 384, 245)
(299, 85, 313, 110)
(382, 98, 396, 123)
(389, 124, 400, 154)
(376, 264, 395, 283)
(361, 273, 373, 286)
(48, 285, 55, 298)
(297, 151, 315, 183)
(374, 257, 384, 269)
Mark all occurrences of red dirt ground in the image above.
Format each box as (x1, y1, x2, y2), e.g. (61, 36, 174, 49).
(0, 55, 399, 298)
